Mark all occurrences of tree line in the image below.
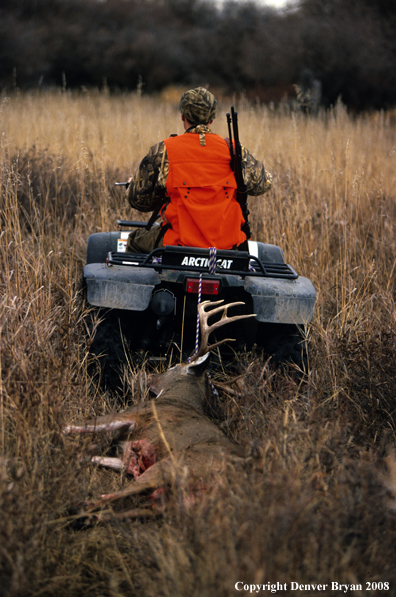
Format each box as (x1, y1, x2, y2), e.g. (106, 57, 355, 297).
(1, 0, 395, 111)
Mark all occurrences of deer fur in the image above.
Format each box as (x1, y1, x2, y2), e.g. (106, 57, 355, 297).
(64, 301, 254, 518)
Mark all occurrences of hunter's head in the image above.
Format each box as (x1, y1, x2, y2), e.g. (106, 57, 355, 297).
(179, 87, 217, 126)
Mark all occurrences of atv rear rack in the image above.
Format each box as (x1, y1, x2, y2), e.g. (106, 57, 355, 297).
(106, 246, 298, 280)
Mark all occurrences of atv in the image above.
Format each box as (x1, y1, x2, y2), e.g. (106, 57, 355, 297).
(83, 219, 316, 387)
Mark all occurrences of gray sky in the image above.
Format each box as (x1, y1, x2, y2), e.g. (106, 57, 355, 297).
(259, 0, 297, 8)
(221, 0, 298, 10)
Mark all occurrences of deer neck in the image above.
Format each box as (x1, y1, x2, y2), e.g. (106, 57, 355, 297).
(154, 376, 208, 413)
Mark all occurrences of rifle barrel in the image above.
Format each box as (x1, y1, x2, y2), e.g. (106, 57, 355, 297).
(226, 112, 235, 171)
(228, 106, 251, 240)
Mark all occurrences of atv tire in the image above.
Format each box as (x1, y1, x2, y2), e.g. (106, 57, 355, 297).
(256, 322, 308, 370)
(87, 307, 143, 391)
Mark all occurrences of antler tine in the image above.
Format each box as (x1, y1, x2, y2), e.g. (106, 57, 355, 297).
(190, 300, 256, 361)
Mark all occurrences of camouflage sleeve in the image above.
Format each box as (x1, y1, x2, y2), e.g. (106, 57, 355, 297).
(241, 145, 272, 196)
(127, 141, 169, 212)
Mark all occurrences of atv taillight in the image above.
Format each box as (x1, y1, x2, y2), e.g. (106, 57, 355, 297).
(185, 278, 220, 295)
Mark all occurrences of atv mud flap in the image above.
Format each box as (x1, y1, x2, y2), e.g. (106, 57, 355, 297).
(244, 276, 316, 324)
(84, 263, 160, 311)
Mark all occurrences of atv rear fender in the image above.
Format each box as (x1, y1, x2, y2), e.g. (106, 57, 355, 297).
(83, 232, 316, 323)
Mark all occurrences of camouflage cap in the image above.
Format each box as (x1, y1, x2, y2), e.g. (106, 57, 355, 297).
(179, 87, 217, 125)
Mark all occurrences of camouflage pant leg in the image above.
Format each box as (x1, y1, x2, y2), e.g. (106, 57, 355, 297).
(126, 224, 165, 253)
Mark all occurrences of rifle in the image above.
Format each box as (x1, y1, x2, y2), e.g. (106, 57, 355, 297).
(226, 106, 251, 240)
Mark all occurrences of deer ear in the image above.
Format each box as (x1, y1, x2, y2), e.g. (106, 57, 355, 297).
(185, 352, 210, 376)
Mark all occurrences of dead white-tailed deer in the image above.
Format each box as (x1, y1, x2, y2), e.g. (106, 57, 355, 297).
(64, 300, 254, 518)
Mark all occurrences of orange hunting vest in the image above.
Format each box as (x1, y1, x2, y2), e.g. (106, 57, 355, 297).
(162, 133, 246, 248)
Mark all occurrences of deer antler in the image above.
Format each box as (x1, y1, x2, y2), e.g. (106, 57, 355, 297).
(190, 300, 256, 361)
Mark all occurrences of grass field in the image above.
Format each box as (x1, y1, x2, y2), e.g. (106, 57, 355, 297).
(1, 89, 396, 596)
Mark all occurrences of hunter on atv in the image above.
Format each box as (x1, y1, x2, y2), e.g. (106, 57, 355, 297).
(83, 106, 316, 386)
(83, 221, 316, 385)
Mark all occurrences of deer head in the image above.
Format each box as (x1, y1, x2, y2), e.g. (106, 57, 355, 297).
(148, 300, 255, 412)
(190, 299, 254, 361)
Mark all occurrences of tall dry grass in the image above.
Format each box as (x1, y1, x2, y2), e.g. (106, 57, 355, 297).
(1, 89, 396, 596)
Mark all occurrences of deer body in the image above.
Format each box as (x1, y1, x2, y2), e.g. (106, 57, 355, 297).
(65, 301, 253, 511)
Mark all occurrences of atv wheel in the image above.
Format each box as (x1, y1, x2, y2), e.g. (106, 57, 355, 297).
(87, 307, 145, 391)
(256, 322, 308, 370)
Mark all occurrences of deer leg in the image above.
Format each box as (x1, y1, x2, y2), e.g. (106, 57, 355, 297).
(91, 456, 125, 470)
(100, 478, 159, 502)
(85, 458, 172, 511)
(64, 420, 136, 435)
(85, 478, 160, 512)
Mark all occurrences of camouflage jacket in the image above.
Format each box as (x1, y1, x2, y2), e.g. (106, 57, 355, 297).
(127, 125, 272, 213)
